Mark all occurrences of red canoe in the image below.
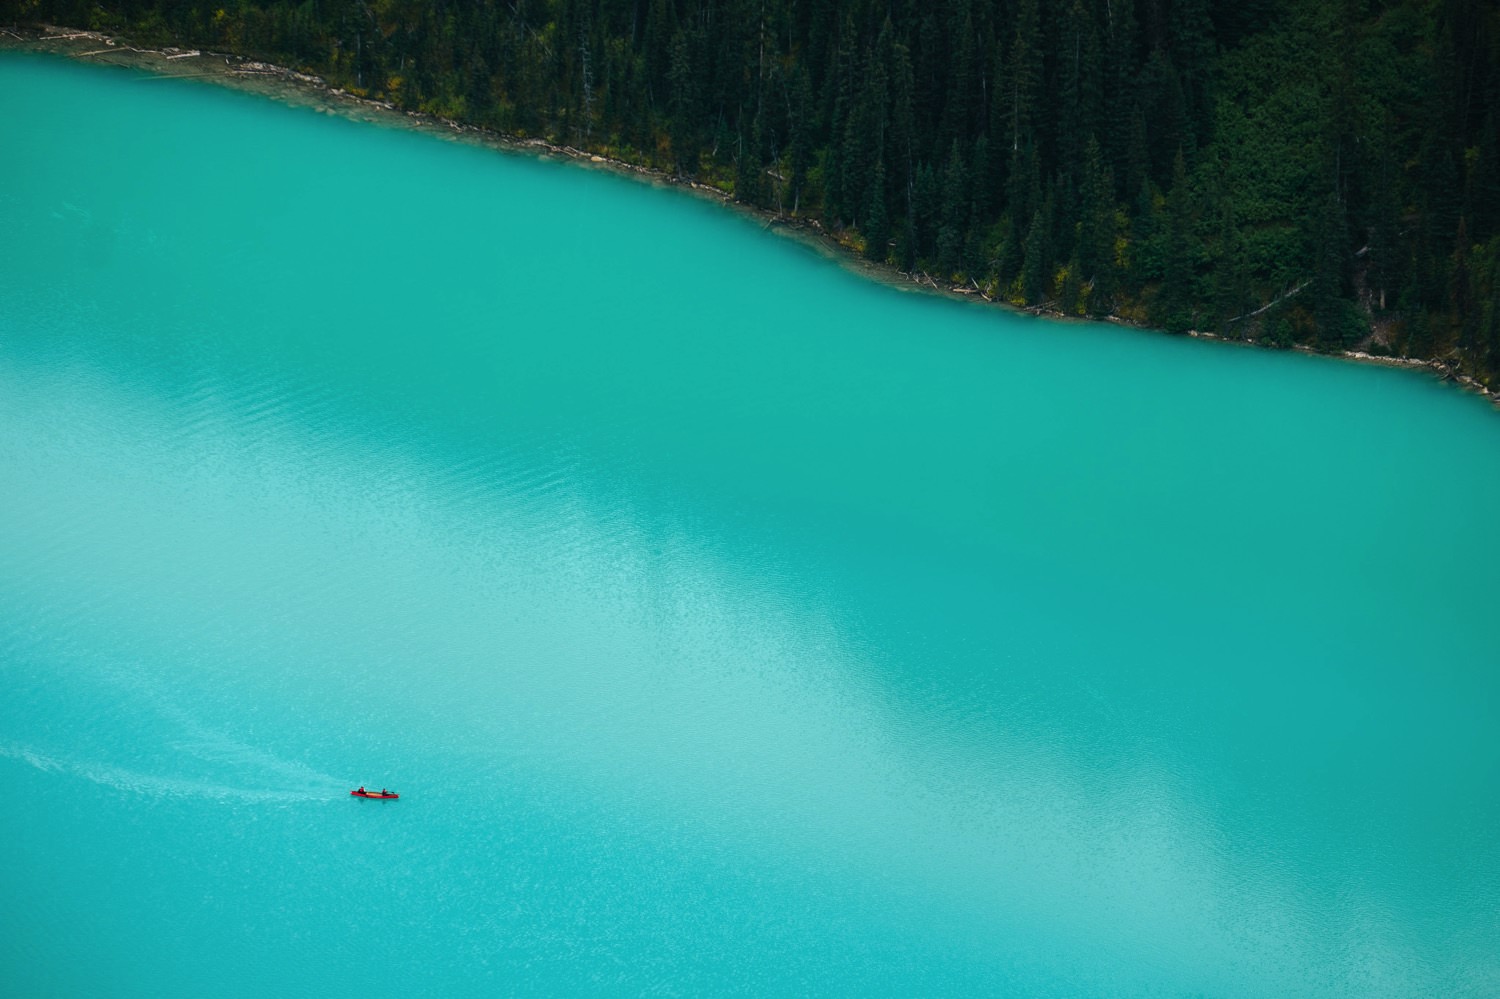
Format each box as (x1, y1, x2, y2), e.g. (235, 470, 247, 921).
(351, 788, 399, 799)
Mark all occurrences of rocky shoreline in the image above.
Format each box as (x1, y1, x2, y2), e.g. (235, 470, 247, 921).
(5, 25, 1496, 410)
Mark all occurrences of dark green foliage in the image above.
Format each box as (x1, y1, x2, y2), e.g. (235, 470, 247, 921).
(1020, 192, 1056, 305)
(667, 29, 700, 175)
(29, 0, 1499, 387)
(938, 141, 970, 277)
(1076, 136, 1117, 315)
(864, 158, 889, 262)
(1156, 149, 1197, 332)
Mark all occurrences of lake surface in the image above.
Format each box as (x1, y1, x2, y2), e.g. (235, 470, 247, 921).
(2, 52, 1498, 997)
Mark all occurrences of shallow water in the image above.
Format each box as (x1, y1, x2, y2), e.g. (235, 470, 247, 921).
(2, 52, 1498, 997)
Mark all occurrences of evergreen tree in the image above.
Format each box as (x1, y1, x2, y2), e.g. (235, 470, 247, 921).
(1101, 0, 1140, 195)
(668, 29, 701, 174)
(1055, 0, 1103, 187)
(912, 161, 940, 263)
(888, 40, 918, 224)
(938, 141, 970, 277)
(1020, 202, 1051, 305)
(1169, 0, 1216, 154)
(787, 66, 814, 214)
(1077, 135, 1117, 315)
(865, 158, 890, 261)
(1311, 185, 1354, 349)
(1157, 149, 1196, 332)
(1005, 0, 1042, 157)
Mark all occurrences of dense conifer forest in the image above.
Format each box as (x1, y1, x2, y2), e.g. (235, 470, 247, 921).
(9, 0, 1499, 386)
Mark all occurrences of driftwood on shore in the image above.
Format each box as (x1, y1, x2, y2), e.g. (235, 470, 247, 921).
(1228, 279, 1312, 325)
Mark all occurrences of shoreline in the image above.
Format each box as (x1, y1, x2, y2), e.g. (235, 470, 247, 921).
(6, 25, 1496, 410)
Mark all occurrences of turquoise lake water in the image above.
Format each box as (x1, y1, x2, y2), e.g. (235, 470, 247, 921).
(2, 52, 1498, 997)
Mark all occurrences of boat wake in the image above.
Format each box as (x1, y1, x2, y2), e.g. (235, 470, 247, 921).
(0, 741, 344, 803)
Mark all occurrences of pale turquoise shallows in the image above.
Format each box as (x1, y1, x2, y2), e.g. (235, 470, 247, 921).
(2, 52, 1498, 998)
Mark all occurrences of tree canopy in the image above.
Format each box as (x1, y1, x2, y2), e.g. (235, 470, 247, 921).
(14, 0, 1499, 387)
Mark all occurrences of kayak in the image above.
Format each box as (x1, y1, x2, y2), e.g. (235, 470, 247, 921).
(350, 789, 399, 799)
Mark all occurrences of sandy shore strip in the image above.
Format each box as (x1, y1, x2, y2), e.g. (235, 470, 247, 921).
(4, 25, 1495, 409)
